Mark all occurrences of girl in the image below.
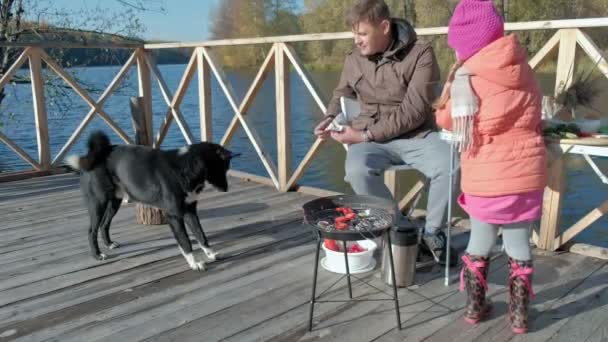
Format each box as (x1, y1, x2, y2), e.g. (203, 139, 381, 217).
(434, 0, 547, 334)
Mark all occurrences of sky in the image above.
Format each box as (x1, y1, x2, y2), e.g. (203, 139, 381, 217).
(44, 0, 221, 42)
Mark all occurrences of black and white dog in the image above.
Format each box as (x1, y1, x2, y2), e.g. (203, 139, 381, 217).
(67, 131, 238, 271)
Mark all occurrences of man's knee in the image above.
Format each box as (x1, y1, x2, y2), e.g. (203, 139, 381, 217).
(420, 154, 450, 181)
(344, 155, 381, 183)
(424, 142, 452, 180)
(344, 146, 385, 184)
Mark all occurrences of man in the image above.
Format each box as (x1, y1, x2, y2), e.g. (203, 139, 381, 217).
(314, 0, 457, 266)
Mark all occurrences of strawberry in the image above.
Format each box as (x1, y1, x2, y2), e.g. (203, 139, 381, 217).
(348, 243, 366, 253)
(324, 239, 340, 251)
(335, 216, 348, 224)
(337, 207, 354, 215)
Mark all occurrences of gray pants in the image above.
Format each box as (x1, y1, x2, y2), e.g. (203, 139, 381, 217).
(466, 217, 533, 261)
(344, 132, 452, 234)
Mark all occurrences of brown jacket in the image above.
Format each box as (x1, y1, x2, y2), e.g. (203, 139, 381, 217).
(325, 19, 441, 142)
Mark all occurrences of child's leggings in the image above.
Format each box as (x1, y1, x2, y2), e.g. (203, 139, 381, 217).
(466, 217, 533, 261)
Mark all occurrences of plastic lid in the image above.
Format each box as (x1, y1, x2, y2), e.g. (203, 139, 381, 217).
(390, 228, 418, 246)
(394, 218, 418, 232)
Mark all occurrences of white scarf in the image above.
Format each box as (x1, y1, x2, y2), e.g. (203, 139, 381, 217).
(450, 65, 478, 152)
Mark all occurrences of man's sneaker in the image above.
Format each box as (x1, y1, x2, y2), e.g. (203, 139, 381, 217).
(421, 231, 459, 267)
(416, 247, 436, 267)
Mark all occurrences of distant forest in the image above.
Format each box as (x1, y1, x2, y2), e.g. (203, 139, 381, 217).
(14, 0, 608, 70)
(207, 0, 608, 71)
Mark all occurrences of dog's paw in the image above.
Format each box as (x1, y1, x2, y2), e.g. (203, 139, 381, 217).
(190, 260, 207, 271)
(109, 242, 120, 249)
(201, 246, 219, 262)
(184, 252, 207, 271)
(96, 253, 108, 261)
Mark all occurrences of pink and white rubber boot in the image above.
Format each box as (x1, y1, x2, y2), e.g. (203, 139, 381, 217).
(460, 253, 491, 324)
(508, 257, 534, 334)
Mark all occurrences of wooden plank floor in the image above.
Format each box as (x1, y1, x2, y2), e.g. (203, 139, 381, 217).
(1, 174, 607, 342)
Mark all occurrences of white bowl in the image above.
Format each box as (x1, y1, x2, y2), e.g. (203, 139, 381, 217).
(321, 239, 377, 274)
(574, 119, 602, 134)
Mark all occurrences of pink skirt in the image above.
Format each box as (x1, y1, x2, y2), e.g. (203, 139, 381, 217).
(458, 190, 544, 224)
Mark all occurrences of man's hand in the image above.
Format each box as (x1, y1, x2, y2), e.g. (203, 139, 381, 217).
(314, 116, 333, 141)
(330, 126, 365, 145)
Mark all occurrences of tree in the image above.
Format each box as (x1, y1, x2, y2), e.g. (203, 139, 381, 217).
(403, 0, 416, 25)
(300, 0, 354, 69)
(0, 0, 25, 107)
(496, 0, 509, 21)
(209, 0, 300, 68)
(0, 0, 163, 123)
(264, 0, 300, 36)
(210, 0, 266, 67)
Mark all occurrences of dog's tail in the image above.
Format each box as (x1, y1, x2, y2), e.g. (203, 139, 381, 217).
(66, 131, 112, 171)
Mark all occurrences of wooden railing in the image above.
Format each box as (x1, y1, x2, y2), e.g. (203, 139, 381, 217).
(2, 18, 608, 251)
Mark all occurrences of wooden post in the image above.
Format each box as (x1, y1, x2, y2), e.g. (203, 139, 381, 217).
(275, 43, 291, 192)
(555, 29, 578, 96)
(384, 170, 398, 198)
(537, 29, 577, 250)
(130, 97, 150, 148)
(135, 207, 166, 226)
(281, 44, 329, 190)
(29, 48, 51, 170)
(202, 47, 280, 189)
(130, 96, 166, 225)
(538, 156, 565, 250)
(136, 49, 154, 146)
(197, 47, 212, 142)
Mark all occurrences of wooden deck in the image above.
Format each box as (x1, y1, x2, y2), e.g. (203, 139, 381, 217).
(1, 174, 607, 342)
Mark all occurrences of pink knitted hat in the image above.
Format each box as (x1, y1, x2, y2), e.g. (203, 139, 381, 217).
(448, 0, 504, 61)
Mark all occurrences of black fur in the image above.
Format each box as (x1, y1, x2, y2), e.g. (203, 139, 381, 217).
(79, 131, 112, 171)
(71, 131, 237, 269)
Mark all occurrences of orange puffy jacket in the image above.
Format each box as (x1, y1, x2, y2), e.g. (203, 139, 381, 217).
(435, 34, 547, 196)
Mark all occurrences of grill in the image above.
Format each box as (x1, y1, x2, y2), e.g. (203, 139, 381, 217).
(303, 194, 402, 331)
(303, 194, 395, 240)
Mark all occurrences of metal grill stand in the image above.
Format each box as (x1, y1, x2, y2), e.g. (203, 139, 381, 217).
(303, 195, 402, 331)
